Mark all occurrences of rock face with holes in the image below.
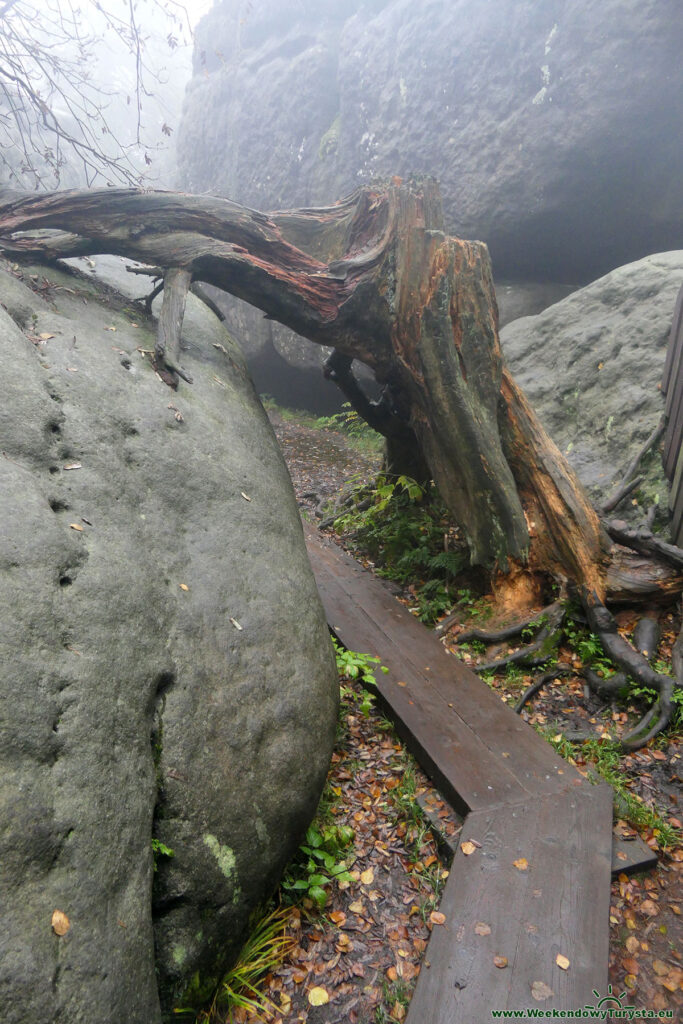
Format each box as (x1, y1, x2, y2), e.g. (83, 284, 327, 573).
(501, 251, 681, 519)
(0, 262, 338, 1023)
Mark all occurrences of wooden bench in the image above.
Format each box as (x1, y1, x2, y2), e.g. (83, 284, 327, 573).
(304, 521, 614, 1022)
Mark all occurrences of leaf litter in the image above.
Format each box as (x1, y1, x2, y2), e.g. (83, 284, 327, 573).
(241, 409, 683, 1023)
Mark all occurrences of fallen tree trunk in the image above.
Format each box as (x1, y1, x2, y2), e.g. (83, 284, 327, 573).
(0, 181, 678, 607)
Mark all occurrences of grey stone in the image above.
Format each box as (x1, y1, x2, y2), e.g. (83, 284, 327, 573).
(0, 261, 338, 1022)
(178, 0, 683, 284)
(501, 252, 680, 522)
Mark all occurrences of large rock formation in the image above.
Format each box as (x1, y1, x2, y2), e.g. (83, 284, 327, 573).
(178, 0, 683, 284)
(0, 261, 338, 1023)
(501, 252, 680, 520)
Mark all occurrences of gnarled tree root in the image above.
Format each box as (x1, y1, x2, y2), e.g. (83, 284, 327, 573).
(583, 590, 675, 751)
(469, 601, 566, 674)
(514, 664, 572, 714)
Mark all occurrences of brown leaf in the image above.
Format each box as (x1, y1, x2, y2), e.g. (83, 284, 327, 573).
(460, 840, 477, 856)
(493, 955, 508, 969)
(625, 936, 640, 954)
(429, 911, 446, 926)
(329, 910, 346, 926)
(69, 523, 84, 532)
(531, 980, 554, 1001)
(640, 899, 658, 916)
(621, 957, 639, 975)
(360, 867, 374, 885)
(652, 960, 669, 976)
(474, 922, 491, 936)
(51, 909, 70, 936)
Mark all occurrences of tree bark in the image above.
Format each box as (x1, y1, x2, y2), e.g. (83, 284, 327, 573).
(0, 182, 678, 601)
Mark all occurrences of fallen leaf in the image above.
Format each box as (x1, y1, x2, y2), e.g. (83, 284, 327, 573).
(51, 909, 70, 936)
(556, 954, 570, 971)
(69, 523, 84, 532)
(531, 980, 554, 1001)
(493, 955, 508, 969)
(397, 680, 407, 687)
(360, 867, 374, 885)
(621, 956, 639, 975)
(307, 986, 329, 1006)
(280, 992, 292, 1013)
(329, 910, 346, 925)
(179, 583, 189, 591)
(513, 858, 529, 871)
(391, 1002, 406, 1022)
(39, 332, 55, 340)
(625, 936, 640, 954)
(241, 492, 251, 501)
(474, 922, 491, 936)
(652, 960, 669, 977)
(229, 617, 243, 631)
(104, 326, 116, 332)
(349, 900, 364, 914)
(63, 462, 82, 470)
(429, 911, 446, 926)
(460, 840, 477, 856)
(640, 899, 658, 916)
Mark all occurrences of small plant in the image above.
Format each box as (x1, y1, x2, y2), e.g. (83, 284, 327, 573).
(281, 823, 355, 909)
(151, 838, 174, 871)
(334, 475, 467, 623)
(177, 906, 294, 1022)
(333, 638, 387, 716)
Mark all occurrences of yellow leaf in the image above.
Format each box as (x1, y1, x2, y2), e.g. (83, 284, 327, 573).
(51, 909, 70, 936)
(460, 840, 477, 856)
(360, 867, 374, 885)
(397, 680, 407, 687)
(513, 858, 529, 871)
(652, 960, 669, 976)
(493, 955, 508, 969)
(104, 326, 116, 332)
(39, 332, 55, 340)
(429, 911, 446, 926)
(69, 523, 84, 532)
(280, 992, 292, 1013)
(349, 900, 364, 914)
(307, 986, 329, 1006)
(179, 583, 189, 591)
(556, 954, 570, 970)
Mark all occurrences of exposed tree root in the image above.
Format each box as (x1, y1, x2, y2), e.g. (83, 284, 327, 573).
(604, 519, 683, 571)
(450, 599, 564, 642)
(582, 668, 630, 702)
(514, 665, 571, 714)
(583, 590, 675, 751)
(470, 601, 566, 673)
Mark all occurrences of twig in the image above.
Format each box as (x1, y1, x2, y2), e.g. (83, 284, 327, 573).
(514, 665, 571, 714)
(601, 416, 666, 513)
(604, 519, 683, 570)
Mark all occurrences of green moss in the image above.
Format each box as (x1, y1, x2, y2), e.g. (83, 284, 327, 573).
(318, 114, 341, 159)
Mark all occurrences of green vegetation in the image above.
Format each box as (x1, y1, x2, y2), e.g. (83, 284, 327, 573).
(151, 838, 174, 870)
(541, 732, 681, 850)
(176, 906, 294, 1022)
(281, 823, 356, 910)
(333, 637, 386, 716)
(334, 475, 468, 623)
(260, 396, 383, 455)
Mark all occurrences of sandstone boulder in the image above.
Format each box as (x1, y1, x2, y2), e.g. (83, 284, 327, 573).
(0, 261, 338, 1023)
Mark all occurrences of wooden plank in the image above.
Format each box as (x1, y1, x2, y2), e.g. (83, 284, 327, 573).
(662, 282, 683, 396)
(418, 788, 659, 879)
(305, 523, 578, 808)
(406, 786, 613, 1023)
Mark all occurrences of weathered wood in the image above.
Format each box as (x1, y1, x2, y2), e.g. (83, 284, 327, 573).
(305, 522, 577, 809)
(0, 183, 678, 598)
(155, 267, 192, 384)
(304, 521, 613, 1022)
(406, 791, 612, 1023)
